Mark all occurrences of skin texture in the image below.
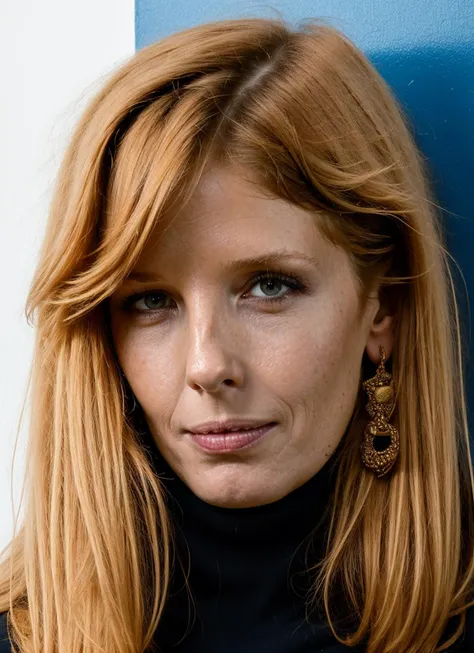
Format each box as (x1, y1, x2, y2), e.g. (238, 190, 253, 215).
(108, 164, 393, 508)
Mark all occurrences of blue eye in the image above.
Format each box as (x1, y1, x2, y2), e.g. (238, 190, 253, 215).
(121, 269, 306, 316)
(134, 292, 170, 312)
(245, 271, 304, 300)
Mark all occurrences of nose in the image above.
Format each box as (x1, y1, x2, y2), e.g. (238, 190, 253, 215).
(183, 300, 244, 393)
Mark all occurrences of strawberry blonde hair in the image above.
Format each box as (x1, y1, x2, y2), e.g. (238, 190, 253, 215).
(1, 16, 473, 652)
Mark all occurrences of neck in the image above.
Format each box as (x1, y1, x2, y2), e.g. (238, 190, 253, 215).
(143, 435, 347, 651)
(155, 450, 340, 609)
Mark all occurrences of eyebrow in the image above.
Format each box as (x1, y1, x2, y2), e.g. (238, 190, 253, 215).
(126, 250, 319, 283)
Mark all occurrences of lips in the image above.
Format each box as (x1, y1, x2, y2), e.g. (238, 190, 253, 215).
(188, 423, 277, 453)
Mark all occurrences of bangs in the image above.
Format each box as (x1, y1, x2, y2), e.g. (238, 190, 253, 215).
(58, 73, 230, 323)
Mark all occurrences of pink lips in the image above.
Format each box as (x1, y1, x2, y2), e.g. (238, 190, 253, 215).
(189, 423, 276, 452)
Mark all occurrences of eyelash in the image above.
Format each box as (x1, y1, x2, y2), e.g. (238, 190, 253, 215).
(120, 268, 307, 317)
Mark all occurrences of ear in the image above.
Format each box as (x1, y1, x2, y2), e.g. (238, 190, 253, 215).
(365, 294, 394, 365)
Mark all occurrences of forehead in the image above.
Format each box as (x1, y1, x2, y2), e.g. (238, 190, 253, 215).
(136, 164, 324, 269)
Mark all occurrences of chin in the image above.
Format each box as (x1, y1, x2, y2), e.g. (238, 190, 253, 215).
(186, 466, 282, 509)
(198, 490, 269, 509)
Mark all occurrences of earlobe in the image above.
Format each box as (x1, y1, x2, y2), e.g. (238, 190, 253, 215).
(366, 314, 394, 364)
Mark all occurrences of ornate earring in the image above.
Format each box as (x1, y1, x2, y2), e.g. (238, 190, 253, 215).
(360, 345, 400, 478)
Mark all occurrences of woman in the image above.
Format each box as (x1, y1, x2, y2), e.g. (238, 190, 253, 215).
(0, 15, 473, 652)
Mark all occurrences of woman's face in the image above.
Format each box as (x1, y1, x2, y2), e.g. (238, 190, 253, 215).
(109, 164, 393, 508)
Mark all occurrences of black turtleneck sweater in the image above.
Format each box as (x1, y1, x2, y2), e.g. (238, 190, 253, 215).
(151, 448, 363, 653)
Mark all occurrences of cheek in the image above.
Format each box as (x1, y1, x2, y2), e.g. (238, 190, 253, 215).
(111, 321, 179, 416)
(270, 296, 364, 429)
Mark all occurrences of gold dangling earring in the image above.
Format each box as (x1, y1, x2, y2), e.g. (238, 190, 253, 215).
(360, 345, 400, 478)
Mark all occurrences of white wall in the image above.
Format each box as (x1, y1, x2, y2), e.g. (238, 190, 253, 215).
(0, 0, 135, 552)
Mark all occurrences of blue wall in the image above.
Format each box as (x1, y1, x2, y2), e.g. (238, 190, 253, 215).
(136, 2, 474, 428)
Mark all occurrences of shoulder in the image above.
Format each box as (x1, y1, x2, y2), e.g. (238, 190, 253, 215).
(0, 611, 12, 652)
